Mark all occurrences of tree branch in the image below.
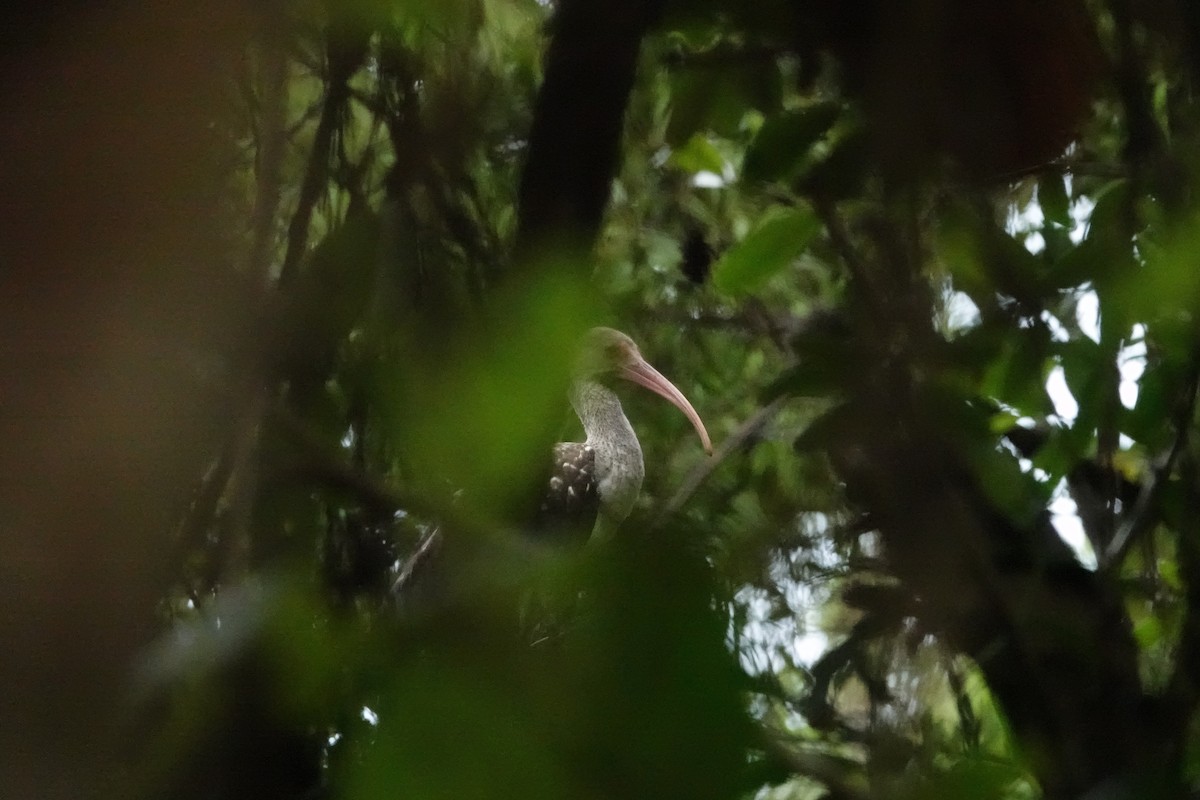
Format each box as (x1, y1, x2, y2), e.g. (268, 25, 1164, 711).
(269, 404, 412, 519)
(759, 732, 870, 800)
(277, 18, 368, 286)
(659, 395, 788, 519)
(1103, 358, 1200, 569)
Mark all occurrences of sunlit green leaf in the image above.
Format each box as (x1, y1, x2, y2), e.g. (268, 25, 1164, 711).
(712, 206, 820, 295)
(668, 133, 726, 175)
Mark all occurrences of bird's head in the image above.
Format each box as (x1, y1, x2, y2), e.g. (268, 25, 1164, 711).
(577, 327, 713, 455)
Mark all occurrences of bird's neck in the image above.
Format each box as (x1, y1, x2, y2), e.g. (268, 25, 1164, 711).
(569, 380, 635, 445)
(569, 379, 645, 524)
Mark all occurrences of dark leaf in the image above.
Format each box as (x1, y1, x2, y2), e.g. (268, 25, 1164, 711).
(1039, 172, 1070, 227)
(743, 102, 841, 183)
(667, 62, 782, 145)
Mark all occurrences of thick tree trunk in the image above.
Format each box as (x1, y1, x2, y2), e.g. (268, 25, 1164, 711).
(513, 0, 665, 267)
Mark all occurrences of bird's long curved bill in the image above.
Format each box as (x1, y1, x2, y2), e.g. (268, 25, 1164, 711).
(620, 359, 714, 455)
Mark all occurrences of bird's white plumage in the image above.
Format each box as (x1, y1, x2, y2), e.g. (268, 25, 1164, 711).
(569, 379, 644, 528)
(539, 327, 709, 542)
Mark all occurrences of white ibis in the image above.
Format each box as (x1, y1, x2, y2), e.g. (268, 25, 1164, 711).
(537, 327, 713, 542)
(393, 328, 711, 603)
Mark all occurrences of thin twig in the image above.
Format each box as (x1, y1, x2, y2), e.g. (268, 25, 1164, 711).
(172, 434, 239, 591)
(658, 395, 789, 519)
(278, 25, 366, 286)
(390, 524, 443, 596)
(991, 158, 1127, 184)
(1103, 358, 1200, 569)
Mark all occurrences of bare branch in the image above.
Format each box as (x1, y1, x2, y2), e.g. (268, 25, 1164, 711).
(1103, 358, 1200, 569)
(659, 396, 789, 519)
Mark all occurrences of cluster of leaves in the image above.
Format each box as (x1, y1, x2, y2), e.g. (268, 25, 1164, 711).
(120, 1, 1200, 799)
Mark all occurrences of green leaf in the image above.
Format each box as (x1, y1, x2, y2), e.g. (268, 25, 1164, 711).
(1085, 179, 1131, 244)
(980, 328, 1052, 416)
(742, 102, 841, 183)
(937, 203, 994, 300)
(1057, 337, 1105, 404)
(668, 134, 726, 175)
(1133, 611, 1164, 650)
(1039, 172, 1070, 227)
(939, 198, 1056, 303)
(712, 206, 820, 295)
(1049, 236, 1116, 290)
(987, 226, 1053, 304)
(349, 661, 569, 800)
(1124, 358, 1178, 450)
(667, 63, 781, 145)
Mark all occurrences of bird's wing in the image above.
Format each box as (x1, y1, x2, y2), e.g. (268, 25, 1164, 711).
(532, 442, 599, 543)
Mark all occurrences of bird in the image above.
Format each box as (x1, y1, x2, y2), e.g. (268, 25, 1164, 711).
(393, 327, 712, 601)
(535, 327, 712, 543)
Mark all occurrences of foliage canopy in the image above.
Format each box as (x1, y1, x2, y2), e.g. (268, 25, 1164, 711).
(7, 1, 1200, 799)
